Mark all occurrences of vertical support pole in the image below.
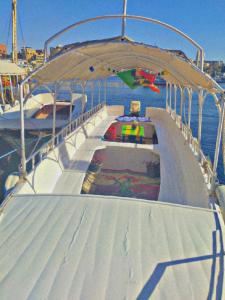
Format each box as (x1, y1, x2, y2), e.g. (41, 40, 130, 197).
(98, 80, 101, 104)
(166, 82, 169, 110)
(52, 83, 57, 147)
(69, 82, 73, 125)
(174, 84, 177, 114)
(0, 75, 5, 105)
(91, 81, 94, 109)
(12, 0, 18, 64)
(19, 82, 26, 178)
(211, 95, 225, 192)
(16, 75, 19, 89)
(188, 88, 192, 128)
(9, 75, 15, 104)
(169, 83, 172, 112)
(198, 89, 204, 146)
(121, 0, 127, 37)
(81, 81, 86, 113)
(196, 50, 200, 68)
(104, 79, 107, 105)
(200, 49, 204, 72)
(180, 86, 184, 127)
(16, 74, 19, 100)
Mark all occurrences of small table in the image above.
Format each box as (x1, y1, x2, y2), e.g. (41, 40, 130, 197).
(121, 124, 144, 143)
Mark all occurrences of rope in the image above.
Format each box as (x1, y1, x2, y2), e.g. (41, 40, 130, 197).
(0, 149, 17, 161)
(5, 8, 11, 49)
(18, 9, 26, 52)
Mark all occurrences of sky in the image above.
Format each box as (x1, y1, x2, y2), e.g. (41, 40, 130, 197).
(0, 0, 225, 61)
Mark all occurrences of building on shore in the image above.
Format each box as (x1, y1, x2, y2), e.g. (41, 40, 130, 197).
(21, 47, 36, 62)
(204, 60, 224, 68)
(33, 49, 44, 66)
(18, 47, 44, 68)
(50, 45, 63, 58)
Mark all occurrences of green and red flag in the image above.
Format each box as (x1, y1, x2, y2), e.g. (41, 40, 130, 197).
(117, 69, 139, 89)
(117, 69, 160, 93)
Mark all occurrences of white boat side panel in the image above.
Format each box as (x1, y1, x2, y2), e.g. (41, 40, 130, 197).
(0, 194, 224, 300)
(53, 116, 116, 194)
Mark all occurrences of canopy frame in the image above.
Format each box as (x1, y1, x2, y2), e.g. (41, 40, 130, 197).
(43, 14, 205, 71)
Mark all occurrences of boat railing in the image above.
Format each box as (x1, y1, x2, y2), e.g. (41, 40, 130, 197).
(170, 109, 176, 120)
(198, 148, 214, 186)
(25, 102, 104, 173)
(170, 110, 182, 128)
(170, 112, 214, 188)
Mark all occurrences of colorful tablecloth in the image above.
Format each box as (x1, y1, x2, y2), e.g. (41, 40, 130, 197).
(121, 125, 144, 137)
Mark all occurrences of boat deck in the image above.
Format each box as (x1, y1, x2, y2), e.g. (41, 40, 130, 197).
(53, 116, 116, 194)
(53, 108, 209, 208)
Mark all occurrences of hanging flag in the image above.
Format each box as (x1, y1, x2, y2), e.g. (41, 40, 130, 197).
(117, 69, 160, 93)
(138, 70, 157, 84)
(117, 69, 139, 89)
(138, 70, 160, 93)
(149, 83, 160, 93)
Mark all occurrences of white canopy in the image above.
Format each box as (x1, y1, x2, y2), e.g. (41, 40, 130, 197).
(31, 37, 222, 93)
(0, 60, 26, 75)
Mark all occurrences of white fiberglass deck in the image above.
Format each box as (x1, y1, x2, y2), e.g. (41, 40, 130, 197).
(53, 108, 209, 208)
(0, 194, 224, 300)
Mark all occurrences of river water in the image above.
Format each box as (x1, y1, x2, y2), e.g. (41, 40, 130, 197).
(0, 81, 224, 203)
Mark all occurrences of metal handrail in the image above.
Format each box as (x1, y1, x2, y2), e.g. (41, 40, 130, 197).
(170, 110, 214, 187)
(25, 103, 104, 171)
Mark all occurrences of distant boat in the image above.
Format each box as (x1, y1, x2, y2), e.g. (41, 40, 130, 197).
(0, 92, 85, 130)
(0, 60, 26, 112)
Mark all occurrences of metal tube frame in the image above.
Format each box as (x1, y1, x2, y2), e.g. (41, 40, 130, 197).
(174, 84, 177, 114)
(0, 75, 5, 105)
(104, 79, 107, 104)
(211, 94, 225, 192)
(187, 87, 192, 128)
(69, 81, 73, 125)
(122, 0, 127, 36)
(166, 82, 169, 110)
(91, 81, 94, 109)
(98, 80, 101, 104)
(179, 86, 184, 127)
(197, 89, 207, 146)
(169, 83, 172, 111)
(9, 75, 15, 104)
(52, 83, 58, 147)
(44, 14, 205, 70)
(19, 83, 26, 178)
(81, 81, 87, 113)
